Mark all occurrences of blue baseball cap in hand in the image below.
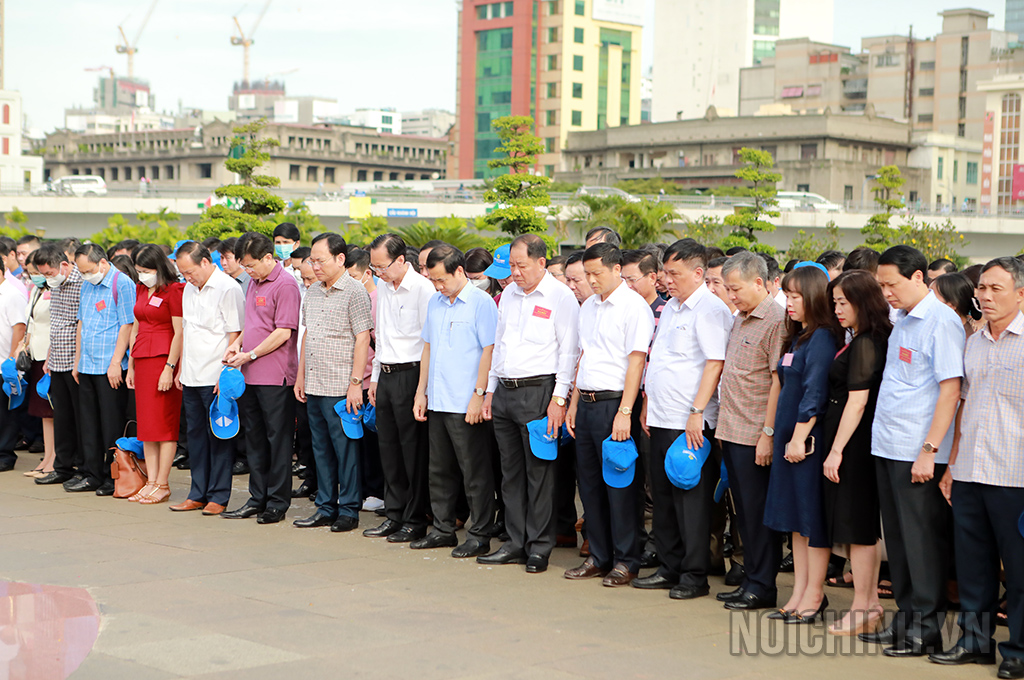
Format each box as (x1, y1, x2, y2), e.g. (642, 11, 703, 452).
(1, 358, 26, 410)
(483, 243, 512, 279)
(334, 399, 364, 439)
(714, 460, 729, 503)
(362, 403, 377, 432)
(36, 372, 51, 403)
(526, 417, 558, 461)
(602, 436, 639, 488)
(665, 435, 712, 490)
(210, 366, 246, 440)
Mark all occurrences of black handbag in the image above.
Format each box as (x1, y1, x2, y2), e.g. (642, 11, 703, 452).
(15, 351, 31, 373)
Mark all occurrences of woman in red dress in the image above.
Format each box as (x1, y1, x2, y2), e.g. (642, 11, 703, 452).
(126, 245, 184, 505)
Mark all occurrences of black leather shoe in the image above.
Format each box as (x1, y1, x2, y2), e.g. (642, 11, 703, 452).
(452, 539, 490, 558)
(257, 508, 286, 524)
(173, 453, 190, 470)
(716, 586, 747, 603)
(724, 591, 777, 610)
(724, 563, 746, 587)
(928, 646, 996, 666)
(221, 505, 261, 519)
(883, 637, 942, 658)
(63, 477, 99, 492)
(632, 573, 675, 590)
(476, 544, 527, 565)
(35, 471, 71, 485)
(94, 482, 115, 496)
(639, 549, 660, 569)
(859, 627, 896, 645)
(410, 531, 458, 550)
(386, 524, 427, 543)
(999, 658, 1024, 679)
(670, 584, 710, 600)
(231, 460, 249, 476)
(363, 518, 400, 538)
(291, 481, 317, 499)
(331, 515, 359, 532)
(293, 511, 336, 528)
(28, 440, 44, 454)
(525, 554, 548, 573)
(779, 551, 794, 573)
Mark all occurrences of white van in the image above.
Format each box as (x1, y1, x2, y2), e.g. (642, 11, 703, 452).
(775, 191, 841, 212)
(53, 175, 108, 197)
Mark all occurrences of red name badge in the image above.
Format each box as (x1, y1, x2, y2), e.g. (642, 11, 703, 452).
(95, 300, 106, 312)
(899, 347, 913, 363)
(148, 296, 163, 308)
(256, 296, 267, 307)
(532, 306, 551, 319)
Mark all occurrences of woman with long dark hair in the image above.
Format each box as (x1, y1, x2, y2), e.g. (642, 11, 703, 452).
(821, 270, 892, 635)
(125, 244, 184, 504)
(763, 263, 840, 623)
(465, 247, 502, 297)
(931, 272, 981, 338)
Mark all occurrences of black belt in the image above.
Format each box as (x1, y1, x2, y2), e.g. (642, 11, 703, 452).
(380, 361, 419, 374)
(578, 390, 623, 403)
(499, 374, 554, 389)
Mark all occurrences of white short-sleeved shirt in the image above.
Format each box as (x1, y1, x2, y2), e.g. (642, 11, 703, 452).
(576, 282, 655, 392)
(181, 268, 246, 387)
(0, 279, 27, 358)
(646, 284, 733, 429)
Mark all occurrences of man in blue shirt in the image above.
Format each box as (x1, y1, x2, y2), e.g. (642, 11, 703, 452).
(68, 244, 136, 495)
(411, 244, 499, 559)
(862, 245, 965, 657)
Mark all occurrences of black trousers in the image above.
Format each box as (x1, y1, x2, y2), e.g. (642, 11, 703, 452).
(50, 371, 81, 478)
(294, 399, 315, 471)
(554, 436, 578, 537)
(876, 457, 949, 642)
(77, 372, 128, 486)
(237, 383, 296, 513)
(575, 399, 642, 573)
(631, 392, 655, 554)
(650, 426, 717, 588)
(0, 396, 20, 467)
(722, 440, 781, 599)
(492, 378, 557, 557)
(182, 386, 233, 506)
(951, 481, 1024, 661)
(427, 411, 497, 540)
(376, 367, 429, 528)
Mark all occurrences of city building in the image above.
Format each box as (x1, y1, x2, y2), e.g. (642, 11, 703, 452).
(907, 131, 983, 211)
(453, 0, 644, 180)
(62, 73, 173, 135)
(335, 108, 402, 134)
(557, 108, 930, 206)
(41, 121, 446, 190)
(401, 109, 456, 138)
(978, 73, 1024, 213)
(228, 80, 286, 123)
(273, 97, 340, 126)
(0, 89, 44, 190)
(1008, 0, 1024, 41)
(173, 108, 238, 129)
(651, 0, 833, 123)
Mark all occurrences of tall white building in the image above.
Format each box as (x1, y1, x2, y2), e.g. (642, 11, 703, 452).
(336, 108, 402, 135)
(401, 109, 454, 139)
(652, 0, 833, 122)
(0, 90, 43, 190)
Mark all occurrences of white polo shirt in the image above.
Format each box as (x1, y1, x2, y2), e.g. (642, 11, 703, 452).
(371, 263, 434, 381)
(181, 268, 245, 387)
(576, 281, 654, 392)
(488, 271, 580, 398)
(646, 283, 733, 429)
(0, 279, 27, 359)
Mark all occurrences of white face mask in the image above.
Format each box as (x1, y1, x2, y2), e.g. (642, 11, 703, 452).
(45, 274, 66, 288)
(82, 270, 105, 285)
(138, 272, 157, 288)
(471, 278, 491, 290)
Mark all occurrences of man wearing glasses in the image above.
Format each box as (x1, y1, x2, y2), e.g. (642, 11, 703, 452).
(364, 234, 436, 542)
(221, 232, 301, 525)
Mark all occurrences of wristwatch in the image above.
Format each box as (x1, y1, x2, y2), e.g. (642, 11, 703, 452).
(618, 406, 632, 416)
(762, 426, 775, 437)
(474, 387, 486, 397)
(165, 362, 176, 369)
(689, 406, 704, 415)
(551, 395, 566, 406)
(350, 377, 362, 386)
(922, 441, 938, 454)
(249, 350, 258, 362)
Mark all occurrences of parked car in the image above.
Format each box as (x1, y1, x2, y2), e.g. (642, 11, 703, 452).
(574, 186, 641, 202)
(775, 191, 841, 212)
(49, 175, 108, 197)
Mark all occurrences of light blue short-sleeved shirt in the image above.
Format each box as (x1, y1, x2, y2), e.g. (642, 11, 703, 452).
(421, 282, 498, 414)
(872, 291, 965, 463)
(78, 266, 137, 374)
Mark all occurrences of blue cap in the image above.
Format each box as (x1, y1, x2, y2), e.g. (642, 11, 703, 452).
(665, 435, 712, 490)
(116, 436, 145, 458)
(483, 243, 512, 279)
(714, 460, 729, 503)
(168, 239, 193, 261)
(362, 403, 377, 432)
(334, 399, 364, 439)
(35, 372, 51, 402)
(210, 366, 246, 440)
(526, 417, 558, 461)
(1019, 510, 1024, 539)
(602, 436, 639, 488)
(1, 357, 17, 385)
(3, 377, 27, 410)
(793, 260, 831, 280)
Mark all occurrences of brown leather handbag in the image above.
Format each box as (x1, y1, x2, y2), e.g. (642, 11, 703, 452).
(111, 445, 149, 499)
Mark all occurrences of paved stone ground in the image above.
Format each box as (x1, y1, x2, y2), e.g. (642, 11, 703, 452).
(0, 455, 1005, 680)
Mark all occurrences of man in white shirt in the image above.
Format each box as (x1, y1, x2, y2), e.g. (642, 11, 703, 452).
(565, 243, 655, 587)
(365, 234, 436, 543)
(0, 261, 27, 472)
(634, 239, 733, 599)
(170, 242, 245, 515)
(480, 234, 580, 573)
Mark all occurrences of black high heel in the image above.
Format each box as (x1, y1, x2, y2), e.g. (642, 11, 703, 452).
(787, 595, 829, 624)
(767, 607, 796, 621)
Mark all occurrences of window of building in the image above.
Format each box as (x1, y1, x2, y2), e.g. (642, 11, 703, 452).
(800, 143, 817, 160)
(875, 53, 900, 67)
(501, 31, 513, 48)
(545, 165, 555, 177)
(197, 163, 212, 179)
(959, 96, 967, 119)
(572, 82, 582, 98)
(545, 137, 556, 152)
(548, 54, 558, 69)
(96, 168, 105, 180)
(1, 105, 8, 125)
(918, 113, 934, 123)
(166, 165, 174, 180)
(550, 0, 561, 14)
(796, 183, 810, 192)
(574, 27, 584, 43)
(961, 36, 969, 67)
(138, 167, 146, 180)
(150, 166, 159, 180)
(953, 159, 958, 182)
(573, 54, 583, 71)
(909, 191, 918, 203)
(752, 40, 775, 64)
(124, 167, 132, 181)
(844, 185, 854, 203)
(966, 161, 978, 185)
(477, 4, 487, 19)
(382, 115, 393, 124)
(389, 172, 399, 180)
(937, 156, 944, 179)
(575, 0, 585, 16)
(504, 1, 513, 16)
(373, 171, 383, 181)
(546, 109, 556, 125)
(919, 87, 934, 97)
(357, 169, 367, 181)
(548, 27, 558, 42)
(477, 112, 491, 132)
(111, 167, 119, 181)
(307, 166, 318, 182)
(919, 60, 935, 71)
(958, 122, 966, 137)
(547, 82, 557, 97)
(289, 164, 301, 181)
(323, 167, 334, 183)
(571, 110, 582, 126)
(761, 145, 777, 159)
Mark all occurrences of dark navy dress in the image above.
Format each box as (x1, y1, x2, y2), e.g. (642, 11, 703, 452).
(763, 327, 837, 548)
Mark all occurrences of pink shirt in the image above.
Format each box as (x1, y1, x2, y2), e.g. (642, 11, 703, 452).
(5, 270, 28, 301)
(242, 263, 301, 386)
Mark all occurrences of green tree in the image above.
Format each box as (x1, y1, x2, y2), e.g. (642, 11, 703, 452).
(616, 200, 681, 248)
(339, 215, 389, 247)
(681, 215, 724, 247)
(482, 116, 553, 237)
(721, 148, 781, 254)
(785, 221, 840, 261)
(614, 178, 685, 196)
(395, 216, 488, 251)
(264, 200, 325, 245)
(1, 207, 30, 239)
(861, 165, 905, 251)
(89, 209, 184, 248)
(896, 217, 969, 267)
(187, 119, 286, 241)
(569, 193, 627, 238)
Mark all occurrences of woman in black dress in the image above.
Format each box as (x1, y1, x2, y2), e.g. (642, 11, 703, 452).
(822, 270, 892, 635)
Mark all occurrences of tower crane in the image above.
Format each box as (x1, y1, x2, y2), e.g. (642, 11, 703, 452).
(231, 0, 272, 86)
(116, 0, 158, 79)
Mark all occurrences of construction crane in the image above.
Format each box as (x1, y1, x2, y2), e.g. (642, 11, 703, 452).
(116, 0, 158, 79)
(231, 0, 273, 86)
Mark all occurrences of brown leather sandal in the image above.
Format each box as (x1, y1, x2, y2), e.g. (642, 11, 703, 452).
(139, 484, 170, 505)
(129, 482, 156, 502)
